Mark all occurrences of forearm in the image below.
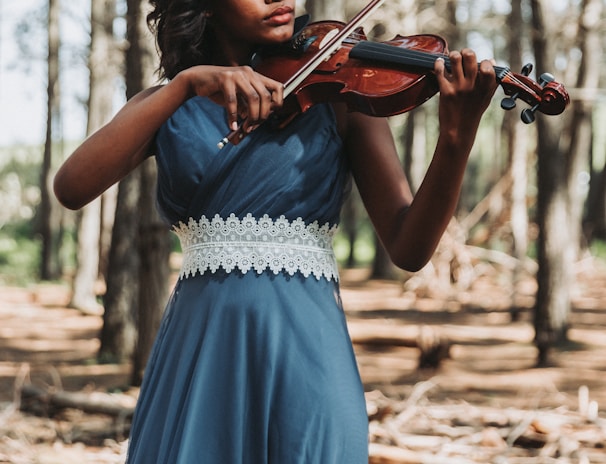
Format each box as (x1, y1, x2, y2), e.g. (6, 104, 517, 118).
(54, 73, 192, 210)
(383, 52, 496, 270)
(386, 133, 473, 270)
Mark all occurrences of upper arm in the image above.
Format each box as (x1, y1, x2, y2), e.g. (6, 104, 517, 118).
(338, 109, 413, 251)
(54, 86, 165, 210)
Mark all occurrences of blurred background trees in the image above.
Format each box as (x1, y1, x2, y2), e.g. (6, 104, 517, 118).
(0, 0, 604, 381)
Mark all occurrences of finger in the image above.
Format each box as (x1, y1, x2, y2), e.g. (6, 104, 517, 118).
(478, 59, 497, 86)
(240, 72, 284, 131)
(249, 74, 285, 120)
(434, 56, 446, 76)
(239, 68, 276, 124)
(264, 77, 284, 110)
(434, 56, 452, 92)
(236, 83, 261, 126)
(460, 48, 478, 82)
(474, 59, 498, 101)
(248, 80, 273, 122)
(447, 50, 463, 82)
(220, 74, 240, 131)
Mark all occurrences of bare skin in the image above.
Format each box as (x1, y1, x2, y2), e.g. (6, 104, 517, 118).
(54, 0, 498, 272)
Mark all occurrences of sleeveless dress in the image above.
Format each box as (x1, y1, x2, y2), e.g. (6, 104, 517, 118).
(125, 98, 369, 463)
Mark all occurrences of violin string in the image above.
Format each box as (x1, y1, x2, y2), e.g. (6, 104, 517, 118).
(348, 40, 535, 94)
(351, 41, 448, 70)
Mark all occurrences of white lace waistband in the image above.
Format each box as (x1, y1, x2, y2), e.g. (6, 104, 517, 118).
(173, 213, 339, 281)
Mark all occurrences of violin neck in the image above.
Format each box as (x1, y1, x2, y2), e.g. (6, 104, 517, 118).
(349, 41, 509, 81)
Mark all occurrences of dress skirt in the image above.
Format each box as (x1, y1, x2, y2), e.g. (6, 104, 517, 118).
(126, 271, 368, 463)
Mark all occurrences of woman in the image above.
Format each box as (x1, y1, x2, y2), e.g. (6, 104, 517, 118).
(54, 0, 497, 462)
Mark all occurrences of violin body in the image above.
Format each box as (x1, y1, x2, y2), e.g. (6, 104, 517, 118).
(254, 21, 449, 117)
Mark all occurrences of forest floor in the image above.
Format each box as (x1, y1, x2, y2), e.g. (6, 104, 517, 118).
(0, 259, 606, 463)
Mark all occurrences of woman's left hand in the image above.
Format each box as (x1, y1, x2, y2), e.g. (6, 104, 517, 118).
(434, 49, 498, 149)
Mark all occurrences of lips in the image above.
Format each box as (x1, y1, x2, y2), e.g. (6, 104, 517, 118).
(264, 6, 294, 25)
(266, 6, 294, 19)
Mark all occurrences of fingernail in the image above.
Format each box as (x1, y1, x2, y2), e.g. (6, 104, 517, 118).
(231, 121, 238, 131)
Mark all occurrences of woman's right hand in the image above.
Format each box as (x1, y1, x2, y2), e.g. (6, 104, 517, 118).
(182, 65, 285, 133)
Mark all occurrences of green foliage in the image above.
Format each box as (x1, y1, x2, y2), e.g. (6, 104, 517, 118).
(0, 144, 43, 285)
(334, 222, 376, 267)
(0, 220, 40, 285)
(589, 239, 606, 260)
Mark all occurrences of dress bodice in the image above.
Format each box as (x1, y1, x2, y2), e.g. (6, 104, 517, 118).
(154, 97, 350, 228)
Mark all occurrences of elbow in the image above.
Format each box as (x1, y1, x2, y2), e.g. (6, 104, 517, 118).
(388, 244, 436, 273)
(384, 231, 441, 273)
(391, 255, 430, 273)
(53, 171, 85, 210)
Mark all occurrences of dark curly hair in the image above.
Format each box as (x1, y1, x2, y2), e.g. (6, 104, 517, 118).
(147, 0, 216, 80)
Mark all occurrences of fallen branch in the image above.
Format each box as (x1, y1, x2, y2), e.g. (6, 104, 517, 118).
(20, 384, 136, 419)
(369, 443, 424, 464)
(349, 322, 451, 369)
(366, 382, 606, 463)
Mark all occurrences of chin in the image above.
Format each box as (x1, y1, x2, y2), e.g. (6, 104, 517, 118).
(264, 22, 295, 43)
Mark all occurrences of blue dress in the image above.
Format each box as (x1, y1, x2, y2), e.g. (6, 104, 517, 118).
(126, 98, 368, 463)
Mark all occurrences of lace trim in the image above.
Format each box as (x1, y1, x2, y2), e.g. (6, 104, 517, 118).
(173, 213, 339, 281)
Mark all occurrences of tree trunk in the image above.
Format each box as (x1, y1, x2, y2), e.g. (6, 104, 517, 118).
(504, 0, 529, 320)
(402, 107, 428, 194)
(566, 0, 602, 252)
(99, 0, 169, 371)
(370, 236, 399, 280)
(71, 0, 118, 313)
(126, 0, 169, 386)
(304, 0, 345, 21)
(133, 158, 171, 385)
(99, 169, 140, 363)
(341, 186, 361, 269)
(586, 160, 606, 239)
(39, 0, 62, 281)
(530, 0, 573, 366)
(437, 0, 462, 50)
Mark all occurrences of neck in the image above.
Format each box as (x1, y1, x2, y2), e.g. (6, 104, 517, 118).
(213, 29, 256, 66)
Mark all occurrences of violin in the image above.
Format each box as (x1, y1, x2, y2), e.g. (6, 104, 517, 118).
(217, 0, 570, 149)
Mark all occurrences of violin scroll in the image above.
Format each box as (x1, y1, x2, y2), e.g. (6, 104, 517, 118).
(499, 64, 570, 124)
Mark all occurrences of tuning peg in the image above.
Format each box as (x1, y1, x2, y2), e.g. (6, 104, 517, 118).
(521, 103, 539, 124)
(539, 72, 555, 87)
(500, 64, 534, 110)
(501, 96, 517, 110)
(521, 63, 533, 76)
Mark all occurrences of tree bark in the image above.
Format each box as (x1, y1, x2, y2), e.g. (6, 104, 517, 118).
(39, 0, 62, 281)
(586, 161, 606, 239)
(402, 107, 428, 194)
(126, 0, 170, 386)
(99, 0, 169, 373)
(504, 0, 529, 320)
(530, 0, 573, 366)
(71, 0, 118, 313)
(567, 0, 602, 250)
(99, 169, 140, 363)
(304, 0, 345, 21)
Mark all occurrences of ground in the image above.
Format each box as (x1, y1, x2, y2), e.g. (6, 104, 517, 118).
(1, 260, 605, 463)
